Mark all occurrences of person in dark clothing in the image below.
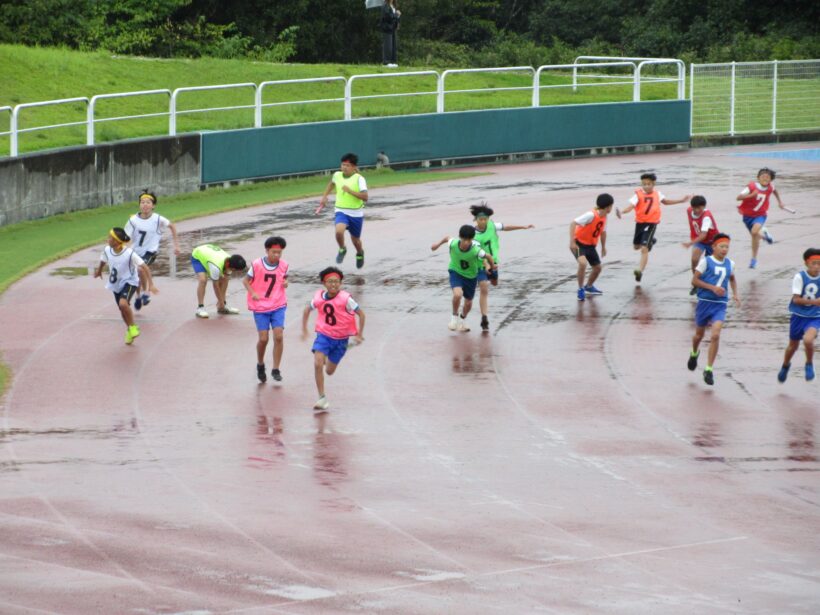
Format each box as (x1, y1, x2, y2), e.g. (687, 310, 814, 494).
(380, 0, 401, 67)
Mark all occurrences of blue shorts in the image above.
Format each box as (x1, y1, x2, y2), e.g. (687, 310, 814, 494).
(334, 211, 364, 238)
(789, 314, 820, 341)
(449, 270, 478, 300)
(476, 268, 498, 283)
(695, 300, 727, 327)
(191, 256, 207, 274)
(312, 332, 349, 365)
(693, 242, 713, 256)
(114, 284, 138, 305)
(253, 306, 286, 331)
(742, 215, 767, 232)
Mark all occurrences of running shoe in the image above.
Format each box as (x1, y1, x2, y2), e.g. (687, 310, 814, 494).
(688, 351, 699, 371)
(218, 306, 239, 315)
(457, 318, 470, 332)
(257, 364, 267, 383)
(336, 248, 347, 264)
(703, 368, 714, 386)
(584, 285, 603, 295)
(196, 307, 209, 318)
(448, 315, 458, 331)
(577, 287, 585, 302)
(134, 295, 143, 311)
(480, 315, 489, 331)
(806, 363, 815, 382)
(762, 228, 774, 244)
(634, 269, 643, 282)
(141, 293, 151, 307)
(313, 396, 329, 412)
(125, 324, 140, 345)
(271, 368, 283, 382)
(778, 363, 790, 383)
(749, 258, 757, 269)
(356, 252, 364, 269)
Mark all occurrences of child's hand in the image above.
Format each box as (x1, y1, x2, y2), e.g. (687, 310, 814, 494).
(353, 334, 364, 345)
(301, 329, 309, 341)
(601, 246, 607, 258)
(681, 241, 691, 248)
(733, 296, 742, 307)
(251, 292, 260, 301)
(93, 269, 101, 279)
(713, 286, 726, 297)
(150, 285, 159, 295)
(283, 279, 289, 288)
(615, 208, 622, 219)
(569, 240, 578, 252)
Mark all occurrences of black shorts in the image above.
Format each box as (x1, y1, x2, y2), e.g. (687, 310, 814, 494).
(140, 251, 158, 265)
(574, 242, 601, 267)
(633, 223, 658, 248)
(113, 284, 139, 305)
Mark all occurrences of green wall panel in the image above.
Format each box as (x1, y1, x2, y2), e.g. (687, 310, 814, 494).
(202, 100, 690, 184)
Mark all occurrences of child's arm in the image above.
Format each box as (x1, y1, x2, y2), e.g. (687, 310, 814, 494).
(431, 236, 450, 251)
(500, 223, 534, 231)
(168, 221, 181, 255)
(618, 202, 635, 218)
(772, 187, 785, 209)
(661, 194, 692, 206)
(736, 186, 755, 201)
(93, 260, 105, 279)
(242, 275, 259, 301)
(354, 307, 365, 344)
(791, 294, 820, 307)
(691, 271, 724, 296)
(729, 274, 741, 307)
(483, 252, 496, 270)
(138, 263, 159, 295)
(569, 221, 579, 252)
(342, 184, 368, 202)
(600, 230, 607, 258)
(316, 179, 335, 214)
(682, 230, 708, 248)
(301, 304, 312, 340)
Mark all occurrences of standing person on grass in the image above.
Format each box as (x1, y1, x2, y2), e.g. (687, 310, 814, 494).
(570, 194, 614, 302)
(380, 0, 401, 67)
(616, 172, 690, 283)
(94, 227, 158, 345)
(243, 236, 289, 384)
(471, 202, 534, 330)
(316, 153, 368, 269)
(124, 191, 181, 311)
(687, 234, 741, 386)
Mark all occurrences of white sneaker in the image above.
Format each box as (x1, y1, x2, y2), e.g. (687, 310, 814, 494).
(196, 307, 209, 318)
(448, 315, 458, 331)
(313, 396, 329, 412)
(457, 318, 470, 332)
(218, 306, 240, 315)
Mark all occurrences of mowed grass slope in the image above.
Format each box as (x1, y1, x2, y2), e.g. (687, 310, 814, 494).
(0, 44, 680, 155)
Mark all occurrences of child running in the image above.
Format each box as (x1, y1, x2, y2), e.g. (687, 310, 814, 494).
(570, 193, 614, 301)
(735, 167, 786, 269)
(687, 233, 741, 386)
(471, 202, 534, 330)
(777, 248, 820, 383)
(617, 172, 690, 282)
(93, 227, 158, 345)
(243, 236, 289, 384)
(431, 225, 496, 332)
(302, 267, 365, 413)
(681, 195, 720, 296)
(316, 152, 369, 269)
(124, 191, 180, 310)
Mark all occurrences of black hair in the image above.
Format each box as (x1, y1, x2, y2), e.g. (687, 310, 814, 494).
(111, 227, 130, 243)
(712, 233, 731, 244)
(640, 173, 657, 182)
(757, 167, 776, 180)
(458, 224, 476, 240)
(319, 266, 344, 281)
(265, 236, 287, 250)
(341, 152, 358, 165)
(227, 254, 247, 271)
(139, 190, 157, 204)
(803, 248, 820, 262)
(690, 195, 707, 208)
(596, 193, 614, 208)
(470, 202, 495, 218)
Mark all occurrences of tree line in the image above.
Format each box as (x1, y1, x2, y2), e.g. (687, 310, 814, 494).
(1, 0, 817, 65)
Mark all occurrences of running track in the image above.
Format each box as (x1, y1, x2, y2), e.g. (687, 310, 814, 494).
(1, 143, 818, 614)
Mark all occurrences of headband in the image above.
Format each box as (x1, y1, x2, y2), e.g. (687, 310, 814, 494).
(807, 255, 820, 262)
(269, 244, 283, 249)
(713, 238, 730, 246)
(109, 229, 125, 243)
(139, 193, 156, 203)
(322, 272, 342, 281)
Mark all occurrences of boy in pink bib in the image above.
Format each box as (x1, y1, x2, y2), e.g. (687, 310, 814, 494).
(243, 236, 289, 383)
(301, 267, 366, 412)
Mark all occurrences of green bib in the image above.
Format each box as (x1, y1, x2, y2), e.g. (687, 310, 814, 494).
(474, 221, 500, 264)
(192, 244, 228, 273)
(334, 171, 365, 210)
(448, 239, 484, 279)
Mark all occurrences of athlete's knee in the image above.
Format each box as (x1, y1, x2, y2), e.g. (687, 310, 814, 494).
(273, 329, 284, 343)
(325, 362, 338, 375)
(592, 264, 602, 273)
(258, 330, 270, 343)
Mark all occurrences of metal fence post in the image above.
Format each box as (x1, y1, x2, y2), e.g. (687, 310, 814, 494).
(771, 60, 778, 134)
(169, 89, 178, 136)
(436, 73, 445, 113)
(10, 105, 19, 156)
(87, 98, 95, 145)
(729, 62, 736, 136)
(344, 78, 352, 120)
(689, 63, 694, 137)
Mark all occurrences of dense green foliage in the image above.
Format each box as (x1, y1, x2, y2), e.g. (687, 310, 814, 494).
(0, 0, 817, 64)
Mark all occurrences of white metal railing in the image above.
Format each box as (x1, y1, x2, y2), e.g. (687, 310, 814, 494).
(4, 59, 690, 157)
(690, 60, 820, 136)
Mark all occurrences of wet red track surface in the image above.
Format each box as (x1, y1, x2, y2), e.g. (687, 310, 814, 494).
(1, 143, 819, 614)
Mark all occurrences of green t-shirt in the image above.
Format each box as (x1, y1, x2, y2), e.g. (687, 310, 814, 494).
(474, 220, 502, 264)
(448, 238, 486, 279)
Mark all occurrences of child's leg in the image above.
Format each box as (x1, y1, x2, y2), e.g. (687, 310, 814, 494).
(313, 351, 328, 397)
(478, 280, 490, 316)
(638, 245, 650, 272)
(461, 298, 473, 319)
(334, 222, 348, 250)
(451, 286, 464, 315)
(749, 222, 763, 260)
(118, 298, 135, 327)
(690, 247, 703, 274)
(804, 327, 817, 364)
(196, 272, 208, 306)
(325, 360, 339, 376)
(576, 256, 588, 288)
(782, 339, 800, 367)
(586, 263, 602, 287)
(706, 321, 724, 368)
(350, 234, 363, 254)
(256, 329, 270, 364)
(272, 327, 284, 369)
(692, 325, 706, 354)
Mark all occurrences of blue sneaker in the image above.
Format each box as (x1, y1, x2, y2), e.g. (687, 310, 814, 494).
(583, 285, 603, 296)
(141, 293, 150, 307)
(762, 228, 774, 244)
(749, 258, 757, 269)
(335, 248, 347, 264)
(806, 363, 815, 381)
(577, 288, 585, 302)
(134, 295, 142, 311)
(777, 363, 790, 383)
